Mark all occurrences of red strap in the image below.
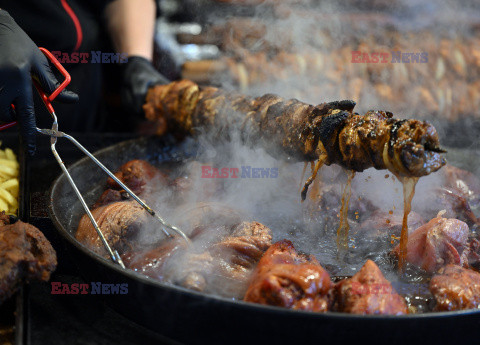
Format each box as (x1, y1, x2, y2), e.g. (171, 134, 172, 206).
(60, 0, 83, 52)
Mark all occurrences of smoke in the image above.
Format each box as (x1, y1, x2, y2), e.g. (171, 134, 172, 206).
(120, 0, 480, 297)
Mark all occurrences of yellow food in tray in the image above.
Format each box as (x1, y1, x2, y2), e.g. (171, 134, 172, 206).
(0, 142, 19, 215)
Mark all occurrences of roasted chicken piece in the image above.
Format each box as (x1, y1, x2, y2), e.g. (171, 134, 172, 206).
(144, 80, 446, 183)
(391, 213, 470, 274)
(176, 221, 273, 298)
(334, 260, 407, 315)
(430, 265, 480, 311)
(75, 201, 149, 257)
(0, 217, 57, 303)
(244, 240, 334, 311)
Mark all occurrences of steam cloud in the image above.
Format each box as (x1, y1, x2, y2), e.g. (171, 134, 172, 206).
(131, 0, 480, 293)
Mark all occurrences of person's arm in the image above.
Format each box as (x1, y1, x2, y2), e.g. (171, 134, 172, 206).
(105, 0, 156, 61)
(105, 0, 168, 116)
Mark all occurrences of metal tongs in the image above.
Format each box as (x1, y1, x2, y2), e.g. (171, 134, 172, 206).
(0, 48, 189, 268)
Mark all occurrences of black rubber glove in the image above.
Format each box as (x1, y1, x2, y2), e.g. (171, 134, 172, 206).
(121, 56, 169, 116)
(0, 10, 79, 155)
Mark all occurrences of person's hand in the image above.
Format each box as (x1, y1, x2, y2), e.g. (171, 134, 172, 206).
(121, 56, 169, 116)
(0, 10, 78, 155)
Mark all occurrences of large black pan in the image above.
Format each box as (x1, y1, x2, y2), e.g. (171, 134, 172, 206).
(48, 136, 480, 344)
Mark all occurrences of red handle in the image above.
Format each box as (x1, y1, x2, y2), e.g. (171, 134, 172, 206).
(35, 47, 72, 112)
(0, 122, 18, 131)
(0, 47, 71, 130)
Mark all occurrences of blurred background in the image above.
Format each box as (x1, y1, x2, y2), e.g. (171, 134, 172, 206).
(142, 0, 480, 147)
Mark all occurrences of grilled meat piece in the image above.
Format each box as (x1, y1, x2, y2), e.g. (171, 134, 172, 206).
(430, 265, 480, 311)
(76, 201, 149, 257)
(177, 221, 272, 298)
(391, 214, 470, 274)
(0, 219, 57, 304)
(144, 80, 445, 180)
(122, 236, 188, 281)
(106, 159, 167, 195)
(244, 240, 334, 311)
(334, 260, 407, 315)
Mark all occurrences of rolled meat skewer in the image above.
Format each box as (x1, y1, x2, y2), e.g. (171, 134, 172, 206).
(144, 80, 446, 182)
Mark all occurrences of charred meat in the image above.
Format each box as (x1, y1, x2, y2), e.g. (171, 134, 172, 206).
(244, 240, 334, 311)
(430, 265, 480, 311)
(0, 217, 57, 303)
(334, 260, 407, 315)
(144, 80, 446, 178)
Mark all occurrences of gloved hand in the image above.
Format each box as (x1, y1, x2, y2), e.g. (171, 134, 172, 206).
(0, 10, 79, 155)
(121, 56, 169, 116)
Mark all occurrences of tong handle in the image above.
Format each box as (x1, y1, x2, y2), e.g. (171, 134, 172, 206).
(0, 47, 71, 130)
(34, 47, 72, 114)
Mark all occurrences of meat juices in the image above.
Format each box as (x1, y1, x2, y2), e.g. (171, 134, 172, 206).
(0, 218, 57, 303)
(430, 265, 480, 311)
(391, 214, 470, 274)
(76, 201, 148, 257)
(356, 210, 424, 239)
(334, 260, 407, 315)
(244, 240, 334, 312)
